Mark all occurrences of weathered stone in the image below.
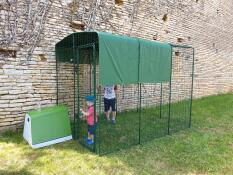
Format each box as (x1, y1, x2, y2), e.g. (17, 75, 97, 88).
(6, 107, 22, 112)
(8, 103, 23, 108)
(21, 106, 37, 111)
(10, 121, 23, 125)
(4, 69, 24, 75)
(0, 122, 11, 127)
(0, 91, 8, 95)
(0, 0, 232, 131)
(0, 104, 9, 108)
(1, 118, 14, 122)
(8, 90, 27, 95)
(0, 95, 18, 100)
(2, 65, 15, 69)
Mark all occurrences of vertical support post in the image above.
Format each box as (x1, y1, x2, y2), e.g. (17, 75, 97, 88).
(98, 86, 101, 155)
(73, 62, 76, 139)
(159, 83, 163, 119)
(137, 41, 142, 144)
(115, 85, 118, 116)
(138, 83, 142, 144)
(189, 48, 195, 128)
(92, 44, 97, 153)
(76, 49, 80, 140)
(168, 45, 173, 135)
(137, 85, 139, 113)
(72, 35, 77, 139)
(55, 48, 59, 106)
(90, 51, 92, 95)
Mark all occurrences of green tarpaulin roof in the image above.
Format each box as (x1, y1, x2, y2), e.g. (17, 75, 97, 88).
(56, 31, 172, 85)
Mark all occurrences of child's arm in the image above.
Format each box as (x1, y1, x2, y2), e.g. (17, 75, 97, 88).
(80, 109, 90, 117)
(114, 85, 117, 91)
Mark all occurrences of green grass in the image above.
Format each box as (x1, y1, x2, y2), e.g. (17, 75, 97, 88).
(0, 94, 232, 175)
(77, 99, 191, 154)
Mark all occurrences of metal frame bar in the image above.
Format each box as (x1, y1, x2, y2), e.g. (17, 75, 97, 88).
(139, 83, 142, 144)
(189, 48, 195, 128)
(138, 42, 142, 144)
(73, 35, 77, 139)
(98, 86, 101, 155)
(159, 83, 163, 119)
(167, 45, 173, 135)
(56, 39, 195, 155)
(56, 48, 59, 106)
(93, 44, 97, 153)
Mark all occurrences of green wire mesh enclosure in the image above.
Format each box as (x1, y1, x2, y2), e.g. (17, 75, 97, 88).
(55, 32, 195, 155)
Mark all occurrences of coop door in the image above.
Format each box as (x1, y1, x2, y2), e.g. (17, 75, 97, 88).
(76, 45, 98, 152)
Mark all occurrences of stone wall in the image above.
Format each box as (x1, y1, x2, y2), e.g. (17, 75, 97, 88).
(0, 0, 233, 131)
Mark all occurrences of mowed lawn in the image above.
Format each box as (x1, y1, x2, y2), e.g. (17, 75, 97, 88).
(0, 94, 232, 175)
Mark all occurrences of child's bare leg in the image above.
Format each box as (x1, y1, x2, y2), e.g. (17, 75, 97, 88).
(90, 134, 94, 142)
(112, 111, 116, 121)
(88, 132, 91, 140)
(105, 111, 110, 120)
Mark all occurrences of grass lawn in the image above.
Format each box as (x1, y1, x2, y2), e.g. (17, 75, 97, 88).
(0, 94, 232, 175)
(77, 99, 191, 155)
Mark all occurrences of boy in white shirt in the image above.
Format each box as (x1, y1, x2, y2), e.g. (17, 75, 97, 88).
(104, 85, 117, 124)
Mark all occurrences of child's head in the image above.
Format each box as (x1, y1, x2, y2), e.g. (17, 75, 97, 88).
(85, 95, 95, 107)
(86, 101, 93, 106)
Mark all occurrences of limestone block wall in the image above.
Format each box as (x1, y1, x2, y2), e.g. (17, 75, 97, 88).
(0, 0, 233, 131)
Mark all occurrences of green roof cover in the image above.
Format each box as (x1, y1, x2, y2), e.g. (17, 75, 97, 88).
(56, 32, 172, 85)
(138, 39, 171, 83)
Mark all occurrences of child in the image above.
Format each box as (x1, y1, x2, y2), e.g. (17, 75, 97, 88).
(104, 85, 117, 124)
(80, 95, 96, 145)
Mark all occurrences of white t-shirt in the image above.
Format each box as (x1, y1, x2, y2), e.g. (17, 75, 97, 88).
(104, 86, 116, 99)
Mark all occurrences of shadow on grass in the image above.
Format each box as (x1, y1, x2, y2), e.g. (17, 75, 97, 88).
(0, 129, 95, 158)
(0, 130, 25, 144)
(0, 169, 32, 175)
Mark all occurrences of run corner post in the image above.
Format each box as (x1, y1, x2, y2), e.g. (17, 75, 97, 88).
(189, 47, 195, 128)
(93, 43, 97, 153)
(168, 44, 173, 135)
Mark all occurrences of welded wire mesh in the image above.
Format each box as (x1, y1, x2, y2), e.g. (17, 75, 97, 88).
(56, 43, 194, 155)
(170, 47, 194, 134)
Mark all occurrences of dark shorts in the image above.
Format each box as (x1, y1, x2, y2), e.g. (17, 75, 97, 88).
(88, 125, 95, 135)
(104, 98, 116, 112)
